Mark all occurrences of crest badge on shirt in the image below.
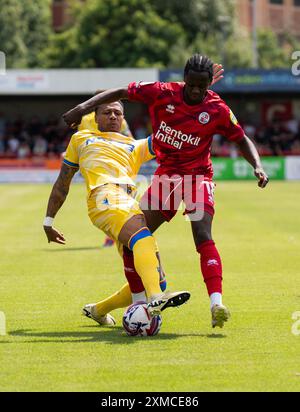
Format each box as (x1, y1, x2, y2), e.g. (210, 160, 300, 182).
(198, 112, 210, 124)
(166, 104, 175, 114)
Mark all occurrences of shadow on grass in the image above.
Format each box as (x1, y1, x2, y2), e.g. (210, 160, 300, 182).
(42, 247, 101, 252)
(3, 327, 226, 344)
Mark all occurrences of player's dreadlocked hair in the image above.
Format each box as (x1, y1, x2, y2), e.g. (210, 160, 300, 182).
(184, 54, 214, 81)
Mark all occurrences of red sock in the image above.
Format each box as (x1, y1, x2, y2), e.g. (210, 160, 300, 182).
(122, 246, 145, 293)
(196, 240, 222, 295)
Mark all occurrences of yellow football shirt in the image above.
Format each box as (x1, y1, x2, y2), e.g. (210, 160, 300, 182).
(78, 112, 133, 137)
(63, 130, 155, 195)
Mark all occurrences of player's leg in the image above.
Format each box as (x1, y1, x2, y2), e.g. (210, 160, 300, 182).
(86, 184, 189, 319)
(184, 178, 230, 328)
(86, 239, 167, 324)
(84, 220, 167, 323)
(123, 239, 167, 295)
(190, 212, 230, 328)
(118, 174, 178, 301)
(84, 184, 142, 324)
(118, 213, 189, 315)
(82, 283, 131, 326)
(115, 178, 169, 303)
(121, 207, 168, 291)
(83, 239, 147, 324)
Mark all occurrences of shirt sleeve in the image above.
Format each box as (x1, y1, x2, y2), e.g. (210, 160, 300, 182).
(78, 113, 97, 132)
(63, 134, 79, 168)
(127, 81, 163, 105)
(135, 136, 156, 164)
(216, 105, 245, 142)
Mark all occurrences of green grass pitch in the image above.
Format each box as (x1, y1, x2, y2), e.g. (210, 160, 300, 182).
(0, 181, 300, 392)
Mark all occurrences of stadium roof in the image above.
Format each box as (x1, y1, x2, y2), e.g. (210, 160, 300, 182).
(0, 68, 157, 95)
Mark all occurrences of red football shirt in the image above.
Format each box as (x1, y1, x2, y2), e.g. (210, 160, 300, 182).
(128, 81, 245, 176)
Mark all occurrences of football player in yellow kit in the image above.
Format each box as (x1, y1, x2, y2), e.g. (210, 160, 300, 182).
(43, 101, 190, 325)
(78, 90, 133, 248)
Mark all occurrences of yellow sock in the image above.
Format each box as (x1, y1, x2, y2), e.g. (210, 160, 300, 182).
(131, 234, 162, 298)
(94, 283, 132, 316)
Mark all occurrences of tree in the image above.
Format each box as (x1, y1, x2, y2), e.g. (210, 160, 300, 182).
(155, 0, 252, 69)
(0, 0, 51, 68)
(20, 0, 52, 68)
(0, 0, 27, 68)
(152, 0, 235, 43)
(257, 29, 291, 69)
(168, 22, 252, 69)
(43, 0, 184, 68)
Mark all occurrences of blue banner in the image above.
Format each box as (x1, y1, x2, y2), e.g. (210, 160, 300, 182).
(159, 69, 300, 93)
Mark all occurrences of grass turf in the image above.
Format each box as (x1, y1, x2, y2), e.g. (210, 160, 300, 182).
(0, 181, 299, 392)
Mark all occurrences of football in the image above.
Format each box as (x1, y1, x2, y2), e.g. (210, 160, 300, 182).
(122, 301, 162, 337)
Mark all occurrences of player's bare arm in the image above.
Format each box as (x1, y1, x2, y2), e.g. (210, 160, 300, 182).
(62, 64, 224, 128)
(63, 87, 128, 128)
(236, 135, 269, 188)
(43, 163, 78, 244)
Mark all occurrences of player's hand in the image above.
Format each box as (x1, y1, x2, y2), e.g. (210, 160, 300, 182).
(44, 226, 66, 244)
(254, 167, 269, 188)
(211, 63, 224, 86)
(62, 105, 83, 128)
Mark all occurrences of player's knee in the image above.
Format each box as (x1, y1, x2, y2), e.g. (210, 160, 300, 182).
(128, 228, 152, 251)
(192, 214, 213, 247)
(118, 214, 147, 245)
(142, 209, 166, 233)
(193, 228, 212, 246)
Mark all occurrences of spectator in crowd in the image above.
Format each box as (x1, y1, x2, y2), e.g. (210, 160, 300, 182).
(7, 135, 20, 155)
(33, 135, 48, 156)
(17, 142, 31, 159)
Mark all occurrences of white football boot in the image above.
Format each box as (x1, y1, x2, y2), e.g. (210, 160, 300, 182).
(147, 291, 191, 317)
(82, 303, 116, 326)
(211, 304, 230, 328)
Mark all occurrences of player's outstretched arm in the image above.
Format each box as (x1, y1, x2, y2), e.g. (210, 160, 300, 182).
(43, 163, 78, 244)
(63, 87, 129, 128)
(235, 135, 269, 188)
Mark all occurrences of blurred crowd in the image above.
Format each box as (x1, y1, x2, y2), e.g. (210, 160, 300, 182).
(211, 117, 300, 157)
(0, 113, 71, 159)
(0, 112, 299, 159)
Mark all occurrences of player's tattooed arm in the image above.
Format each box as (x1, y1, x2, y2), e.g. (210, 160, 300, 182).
(44, 164, 78, 244)
(46, 163, 77, 217)
(236, 135, 269, 188)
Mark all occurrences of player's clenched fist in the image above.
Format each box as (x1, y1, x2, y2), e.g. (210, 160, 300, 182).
(62, 105, 84, 128)
(254, 167, 269, 188)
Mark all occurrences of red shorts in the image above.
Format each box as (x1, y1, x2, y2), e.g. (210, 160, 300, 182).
(140, 173, 215, 222)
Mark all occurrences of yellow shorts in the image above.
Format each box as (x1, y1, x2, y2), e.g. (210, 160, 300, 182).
(87, 183, 143, 242)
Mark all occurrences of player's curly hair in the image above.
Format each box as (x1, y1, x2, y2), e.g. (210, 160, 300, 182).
(184, 54, 214, 81)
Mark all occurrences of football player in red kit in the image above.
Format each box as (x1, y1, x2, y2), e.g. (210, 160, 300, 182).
(63, 54, 269, 328)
